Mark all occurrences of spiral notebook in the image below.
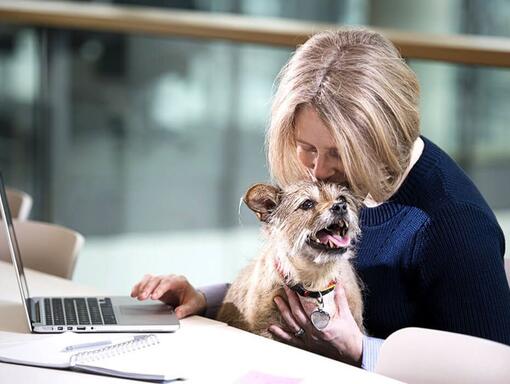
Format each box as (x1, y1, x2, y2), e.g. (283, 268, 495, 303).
(0, 332, 184, 382)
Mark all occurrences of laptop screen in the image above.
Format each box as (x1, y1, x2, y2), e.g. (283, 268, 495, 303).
(0, 173, 32, 328)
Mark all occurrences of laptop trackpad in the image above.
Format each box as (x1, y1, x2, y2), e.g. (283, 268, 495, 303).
(120, 303, 170, 316)
(112, 297, 177, 326)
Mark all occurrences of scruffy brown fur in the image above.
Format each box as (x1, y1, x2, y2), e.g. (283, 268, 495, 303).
(217, 181, 364, 339)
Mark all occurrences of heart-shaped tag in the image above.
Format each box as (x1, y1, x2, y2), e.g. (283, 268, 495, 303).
(310, 309, 330, 330)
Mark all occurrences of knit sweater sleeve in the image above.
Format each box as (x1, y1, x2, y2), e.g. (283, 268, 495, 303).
(413, 201, 510, 345)
(198, 283, 230, 319)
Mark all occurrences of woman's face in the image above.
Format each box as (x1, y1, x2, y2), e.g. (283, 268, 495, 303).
(295, 106, 346, 184)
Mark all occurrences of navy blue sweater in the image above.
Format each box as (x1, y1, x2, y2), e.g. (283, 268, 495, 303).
(355, 137, 510, 345)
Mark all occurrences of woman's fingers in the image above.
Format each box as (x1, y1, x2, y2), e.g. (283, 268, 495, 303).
(137, 276, 162, 300)
(150, 279, 172, 300)
(154, 276, 206, 318)
(175, 296, 201, 319)
(333, 281, 350, 317)
(273, 296, 302, 333)
(283, 285, 310, 326)
(130, 275, 147, 297)
(268, 324, 306, 348)
(131, 274, 154, 299)
(130, 274, 204, 319)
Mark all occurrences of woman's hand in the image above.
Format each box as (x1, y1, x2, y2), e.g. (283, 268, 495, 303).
(269, 283, 363, 366)
(130, 274, 206, 319)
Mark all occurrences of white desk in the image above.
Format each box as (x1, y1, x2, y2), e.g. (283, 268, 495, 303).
(0, 261, 400, 383)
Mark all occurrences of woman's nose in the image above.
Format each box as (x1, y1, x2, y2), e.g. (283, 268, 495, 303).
(312, 155, 335, 180)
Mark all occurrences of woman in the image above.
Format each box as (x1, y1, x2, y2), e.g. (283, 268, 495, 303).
(131, 28, 510, 370)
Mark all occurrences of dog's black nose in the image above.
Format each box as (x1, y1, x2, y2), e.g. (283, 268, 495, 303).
(330, 202, 347, 215)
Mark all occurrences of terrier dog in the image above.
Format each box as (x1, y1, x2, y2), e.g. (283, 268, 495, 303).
(216, 181, 363, 339)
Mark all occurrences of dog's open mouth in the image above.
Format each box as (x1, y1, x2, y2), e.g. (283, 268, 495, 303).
(306, 221, 351, 253)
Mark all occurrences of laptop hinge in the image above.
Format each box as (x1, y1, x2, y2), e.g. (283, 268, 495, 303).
(27, 298, 41, 324)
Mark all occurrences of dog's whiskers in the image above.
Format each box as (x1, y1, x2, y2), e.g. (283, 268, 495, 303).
(238, 196, 245, 225)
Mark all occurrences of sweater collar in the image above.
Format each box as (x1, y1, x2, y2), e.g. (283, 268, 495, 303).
(361, 136, 440, 226)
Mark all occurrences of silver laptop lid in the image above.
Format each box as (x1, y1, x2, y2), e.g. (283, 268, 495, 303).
(0, 173, 33, 330)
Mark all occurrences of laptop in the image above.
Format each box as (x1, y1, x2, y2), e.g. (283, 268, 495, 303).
(0, 173, 180, 333)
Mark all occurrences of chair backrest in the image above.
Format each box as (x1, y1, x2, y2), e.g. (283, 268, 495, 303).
(375, 327, 510, 384)
(6, 187, 33, 221)
(0, 220, 84, 279)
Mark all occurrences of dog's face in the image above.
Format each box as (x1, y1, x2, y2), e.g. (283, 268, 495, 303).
(244, 181, 361, 264)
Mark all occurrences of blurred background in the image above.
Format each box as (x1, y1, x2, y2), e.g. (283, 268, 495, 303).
(0, 0, 509, 293)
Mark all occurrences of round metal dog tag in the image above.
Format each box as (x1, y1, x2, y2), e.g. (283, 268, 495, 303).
(310, 309, 330, 330)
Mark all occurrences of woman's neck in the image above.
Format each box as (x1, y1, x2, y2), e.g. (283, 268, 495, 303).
(364, 137, 424, 207)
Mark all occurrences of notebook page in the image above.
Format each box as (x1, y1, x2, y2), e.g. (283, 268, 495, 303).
(0, 331, 54, 346)
(73, 334, 187, 381)
(0, 332, 135, 369)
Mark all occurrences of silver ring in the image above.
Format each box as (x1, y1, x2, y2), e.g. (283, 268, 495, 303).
(294, 328, 305, 337)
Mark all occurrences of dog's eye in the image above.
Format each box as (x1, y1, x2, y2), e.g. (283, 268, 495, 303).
(299, 199, 316, 210)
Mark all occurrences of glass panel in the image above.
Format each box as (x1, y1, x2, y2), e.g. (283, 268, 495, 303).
(0, 26, 39, 194)
(50, 33, 290, 235)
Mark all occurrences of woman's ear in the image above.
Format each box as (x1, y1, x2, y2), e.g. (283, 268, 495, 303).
(243, 183, 281, 222)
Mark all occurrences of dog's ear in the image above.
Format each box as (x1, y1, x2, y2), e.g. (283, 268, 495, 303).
(243, 183, 281, 222)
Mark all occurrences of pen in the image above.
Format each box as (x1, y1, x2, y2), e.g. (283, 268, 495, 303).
(62, 340, 112, 352)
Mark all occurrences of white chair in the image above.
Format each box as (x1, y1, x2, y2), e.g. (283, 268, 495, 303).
(0, 220, 84, 279)
(375, 327, 510, 384)
(6, 187, 33, 221)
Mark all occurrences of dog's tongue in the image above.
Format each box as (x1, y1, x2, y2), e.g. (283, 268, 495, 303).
(318, 232, 350, 247)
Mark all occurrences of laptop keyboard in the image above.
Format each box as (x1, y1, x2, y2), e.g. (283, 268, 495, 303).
(43, 297, 117, 326)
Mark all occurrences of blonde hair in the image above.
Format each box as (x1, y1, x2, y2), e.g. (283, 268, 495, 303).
(267, 28, 420, 202)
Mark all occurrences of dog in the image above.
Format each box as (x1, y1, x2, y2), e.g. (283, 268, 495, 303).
(216, 180, 364, 339)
